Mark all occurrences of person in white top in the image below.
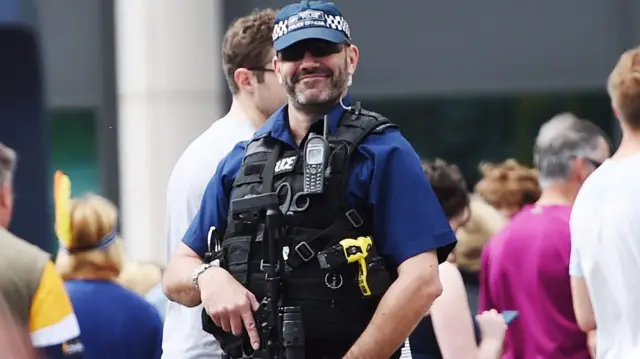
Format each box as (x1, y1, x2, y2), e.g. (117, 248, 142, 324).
(162, 8, 287, 359)
(569, 46, 640, 359)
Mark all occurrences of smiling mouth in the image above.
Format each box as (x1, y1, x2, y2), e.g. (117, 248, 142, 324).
(299, 74, 328, 81)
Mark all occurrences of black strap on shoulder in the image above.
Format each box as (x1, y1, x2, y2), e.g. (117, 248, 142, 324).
(330, 104, 397, 215)
(258, 139, 282, 273)
(331, 105, 397, 153)
(332, 106, 397, 195)
(260, 140, 282, 193)
(287, 104, 397, 269)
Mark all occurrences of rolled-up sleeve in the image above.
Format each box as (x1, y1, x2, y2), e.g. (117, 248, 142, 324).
(362, 130, 457, 267)
(182, 143, 245, 258)
(569, 241, 583, 277)
(569, 209, 584, 277)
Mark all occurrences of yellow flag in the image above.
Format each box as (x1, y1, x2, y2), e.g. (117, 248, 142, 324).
(53, 170, 72, 248)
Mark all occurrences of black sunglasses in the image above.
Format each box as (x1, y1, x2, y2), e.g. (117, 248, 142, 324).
(278, 39, 344, 62)
(246, 68, 275, 73)
(585, 157, 603, 169)
(572, 155, 603, 169)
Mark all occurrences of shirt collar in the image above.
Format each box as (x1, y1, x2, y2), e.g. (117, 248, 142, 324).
(255, 93, 352, 148)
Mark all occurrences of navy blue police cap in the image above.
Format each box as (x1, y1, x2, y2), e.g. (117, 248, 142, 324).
(272, 0, 351, 52)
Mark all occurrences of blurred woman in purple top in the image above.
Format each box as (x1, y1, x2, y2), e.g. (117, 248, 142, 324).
(479, 113, 610, 359)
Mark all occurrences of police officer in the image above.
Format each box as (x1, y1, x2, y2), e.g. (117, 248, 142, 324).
(163, 1, 457, 358)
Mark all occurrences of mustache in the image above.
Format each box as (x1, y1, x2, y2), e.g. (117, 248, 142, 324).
(293, 67, 333, 83)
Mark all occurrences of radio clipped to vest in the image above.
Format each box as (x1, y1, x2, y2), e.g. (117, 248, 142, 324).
(316, 236, 392, 298)
(302, 115, 331, 195)
(302, 134, 329, 194)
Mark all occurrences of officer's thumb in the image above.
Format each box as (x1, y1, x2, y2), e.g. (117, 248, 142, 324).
(248, 292, 260, 312)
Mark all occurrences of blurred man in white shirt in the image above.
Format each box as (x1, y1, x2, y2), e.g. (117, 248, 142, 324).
(162, 9, 286, 359)
(570, 46, 640, 359)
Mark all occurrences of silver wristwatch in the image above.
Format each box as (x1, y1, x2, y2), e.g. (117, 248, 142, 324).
(192, 259, 220, 290)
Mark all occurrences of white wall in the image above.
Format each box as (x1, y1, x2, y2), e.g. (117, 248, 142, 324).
(115, 0, 225, 263)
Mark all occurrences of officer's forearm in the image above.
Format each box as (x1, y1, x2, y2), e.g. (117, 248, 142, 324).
(162, 254, 203, 307)
(344, 251, 442, 359)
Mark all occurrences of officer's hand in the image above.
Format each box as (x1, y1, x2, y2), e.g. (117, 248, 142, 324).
(198, 267, 261, 350)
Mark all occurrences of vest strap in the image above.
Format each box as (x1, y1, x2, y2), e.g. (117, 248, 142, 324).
(258, 140, 283, 277)
(260, 141, 282, 193)
(286, 206, 365, 269)
(286, 108, 393, 269)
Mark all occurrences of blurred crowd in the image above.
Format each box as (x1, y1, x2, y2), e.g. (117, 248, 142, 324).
(403, 111, 609, 359)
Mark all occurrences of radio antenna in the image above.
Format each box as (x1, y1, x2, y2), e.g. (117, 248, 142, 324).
(323, 114, 329, 139)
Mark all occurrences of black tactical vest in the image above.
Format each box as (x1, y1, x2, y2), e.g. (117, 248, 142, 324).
(203, 105, 402, 359)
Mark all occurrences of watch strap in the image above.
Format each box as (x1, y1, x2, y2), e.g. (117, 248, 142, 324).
(193, 262, 215, 290)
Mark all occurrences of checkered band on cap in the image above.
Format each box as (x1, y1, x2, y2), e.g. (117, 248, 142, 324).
(272, 13, 351, 42)
(325, 14, 350, 38)
(272, 19, 289, 41)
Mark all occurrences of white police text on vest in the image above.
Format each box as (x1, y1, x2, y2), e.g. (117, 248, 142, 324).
(275, 155, 297, 175)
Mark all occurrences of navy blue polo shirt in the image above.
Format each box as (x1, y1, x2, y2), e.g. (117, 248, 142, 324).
(182, 96, 456, 268)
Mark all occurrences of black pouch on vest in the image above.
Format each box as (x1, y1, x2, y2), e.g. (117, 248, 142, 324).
(365, 254, 393, 298)
(221, 235, 252, 284)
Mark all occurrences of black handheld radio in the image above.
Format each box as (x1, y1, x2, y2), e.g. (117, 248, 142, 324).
(302, 115, 330, 194)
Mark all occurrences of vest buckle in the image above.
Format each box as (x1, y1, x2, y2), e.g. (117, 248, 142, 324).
(349, 102, 362, 121)
(260, 259, 280, 273)
(345, 209, 363, 228)
(294, 241, 315, 262)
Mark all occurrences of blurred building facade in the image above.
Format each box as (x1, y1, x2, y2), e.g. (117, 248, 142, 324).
(2, 0, 639, 261)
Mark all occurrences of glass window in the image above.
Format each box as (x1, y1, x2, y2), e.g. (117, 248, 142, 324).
(364, 92, 616, 186)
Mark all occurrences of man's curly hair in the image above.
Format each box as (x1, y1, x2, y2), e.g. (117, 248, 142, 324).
(474, 159, 541, 212)
(222, 9, 276, 94)
(422, 159, 470, 220)
(608, 46, 640, 129)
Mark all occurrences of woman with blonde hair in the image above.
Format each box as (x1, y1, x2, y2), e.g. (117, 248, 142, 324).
(474, 159, 541, 220)
(452, 195, 506, 314)
(53, 171, 162, 359)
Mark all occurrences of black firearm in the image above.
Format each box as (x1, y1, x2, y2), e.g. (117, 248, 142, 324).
(261, 206, 284, 359)
(230, 194, 305, 359)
